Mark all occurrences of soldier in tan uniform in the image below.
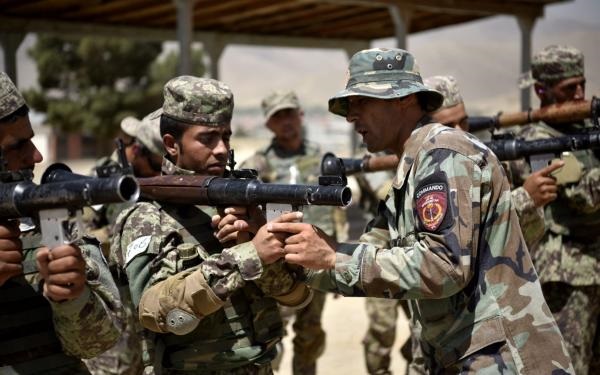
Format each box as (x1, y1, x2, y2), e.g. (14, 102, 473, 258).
(84, 111, 164, 375)
(508, 45, 600, 374)
(0, 72, 124, 373)
(266, 48, 574, 373)
(241, 91, 347, 375)
(112, 76, 313, 374)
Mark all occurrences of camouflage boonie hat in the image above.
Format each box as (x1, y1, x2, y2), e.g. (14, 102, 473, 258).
(520, 45, 584, 88)
(424, 75, 463, 110)
(0, 72, 26, 120)
(120, 108, 164, 156)
(261, 90, 301, 120)
(162, 76, 233, 126)
(328, 48, 443, 117)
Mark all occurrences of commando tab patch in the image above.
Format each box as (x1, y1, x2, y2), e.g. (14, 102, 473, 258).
(415, 183, 447, 232)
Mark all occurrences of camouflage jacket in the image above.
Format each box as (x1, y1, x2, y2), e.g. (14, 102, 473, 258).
(307, 122, 573, 372)
(111, 158, 309, 372)
(506, 120, 600, 285)
(0, 223, 123, 373)
(240, 139, 346, 241)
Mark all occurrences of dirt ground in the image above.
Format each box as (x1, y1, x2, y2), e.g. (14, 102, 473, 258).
(276, 294, 410, 375)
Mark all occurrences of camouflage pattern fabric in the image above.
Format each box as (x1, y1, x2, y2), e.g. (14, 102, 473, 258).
(261, 90, 300, 120)
(542, 282, 600, 374)
(241, 140, 347, 375)
(110, 157, 306, 374)
(120, 108, 164, 157)
(161, 76, 233, 125)
(520, 45, 584, 88)
(0, 71, 25, 118)
(362, 297, 401, 375)
(509, 186, 546, 249)
(307, 121, 574, 373)
(1, 227, 123, 374)
(328, 48, 443, 117)
(423, 75, 463, 109)
(506, 120, 600, 374)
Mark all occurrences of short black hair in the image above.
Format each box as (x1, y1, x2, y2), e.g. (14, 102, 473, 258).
(160, 114, 190, 142)
(0, 104, 29, 124)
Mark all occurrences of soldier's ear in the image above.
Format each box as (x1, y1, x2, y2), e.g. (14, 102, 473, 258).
(163, 134, 178, 158)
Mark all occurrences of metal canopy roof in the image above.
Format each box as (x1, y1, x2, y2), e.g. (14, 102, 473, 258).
(0, 0, 568, 43)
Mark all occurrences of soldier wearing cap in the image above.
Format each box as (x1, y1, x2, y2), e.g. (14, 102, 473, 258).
(265, 48, 574, 373)
(111, 76, 312, 374)
(0, 72, 123, 373)
(240, 90, 348, 375)
(84, 111, 165, 375)
(507, 45, 600, 373)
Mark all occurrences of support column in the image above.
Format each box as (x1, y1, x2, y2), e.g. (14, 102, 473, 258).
(174, 0, 195, 75)
(517, 15, 537, 111)
(203, 37, 225, 80)
(0, 32, 25, 83)
(388, 5, 412, 49)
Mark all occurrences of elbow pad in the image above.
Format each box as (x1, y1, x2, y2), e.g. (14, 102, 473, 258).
(273, 281, 313, 309)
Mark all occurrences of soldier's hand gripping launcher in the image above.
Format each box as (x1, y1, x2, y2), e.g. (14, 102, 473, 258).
(137, 150, 352, 221)
(0, 162, 139, 248)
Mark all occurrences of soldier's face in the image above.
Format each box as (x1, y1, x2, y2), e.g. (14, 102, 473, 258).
(538, 76, 586, 105)
(0, 115, 44, 171)
(177, 123, 231, 176)
(266, 108, 303, 148)
(431, 104, 469, 131)
(345, 96, 411, 154)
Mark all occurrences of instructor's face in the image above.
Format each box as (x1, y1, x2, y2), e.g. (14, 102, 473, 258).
(345, 96, 409, 155)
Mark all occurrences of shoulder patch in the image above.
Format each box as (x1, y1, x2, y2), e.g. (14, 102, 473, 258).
(415, 182, 448, 232)
(126, 235, 152, 265)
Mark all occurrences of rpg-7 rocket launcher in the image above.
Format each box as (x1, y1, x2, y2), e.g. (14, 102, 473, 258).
(468, 97, 600, 132)
(0, 152, 139, 247)
(137, 150, 352, 221)
(322, 131, 600, 177)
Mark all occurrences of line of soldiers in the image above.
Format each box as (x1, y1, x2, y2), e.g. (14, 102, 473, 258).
(0, 43, 594, 375)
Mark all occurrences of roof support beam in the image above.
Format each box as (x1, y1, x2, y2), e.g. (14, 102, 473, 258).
(0, 32, 25, 84)
(388, 4, 412, 49)
(517, 14, 537, 111)
(0, 17, 368, 53)
(174, 0, 195, 75)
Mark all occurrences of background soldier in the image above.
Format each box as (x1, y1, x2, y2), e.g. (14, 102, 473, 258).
(111, 76, 312, 374)
(267, 48, 574, 373)
(508, 44, 600, 374)
(0, 72, 123, 373)
(241, 90, 348, 375)
(84, 111, 164, 375)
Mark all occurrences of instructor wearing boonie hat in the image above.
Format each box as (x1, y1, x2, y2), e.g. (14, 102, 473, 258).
(265, 47, 574, 374)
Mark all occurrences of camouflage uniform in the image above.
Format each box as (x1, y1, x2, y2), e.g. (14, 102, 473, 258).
(506, 45, 600, 375)
(84, 111, 164, 375)
(241, 90, 347, 375)
(0, 71, 123, 374)
(111, 76, 312, 375)
(308, 48, 574, 373)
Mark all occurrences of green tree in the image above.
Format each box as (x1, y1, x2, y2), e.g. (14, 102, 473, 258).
(25, 36, 205, 142)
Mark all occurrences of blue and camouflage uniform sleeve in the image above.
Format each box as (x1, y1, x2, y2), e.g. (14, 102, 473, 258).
(115, 202, 308, 335)
(308, 147, 479, 299)
(48, 239, 123, 358)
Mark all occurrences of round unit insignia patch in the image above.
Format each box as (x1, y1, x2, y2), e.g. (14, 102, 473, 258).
(415, 183, 447, 232)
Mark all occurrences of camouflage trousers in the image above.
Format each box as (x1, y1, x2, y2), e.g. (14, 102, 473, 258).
(542, 282, 600, 375)
(274, 289, 327, 375)
(422, 341, 517, 374)
(84, 285, 143, 375)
